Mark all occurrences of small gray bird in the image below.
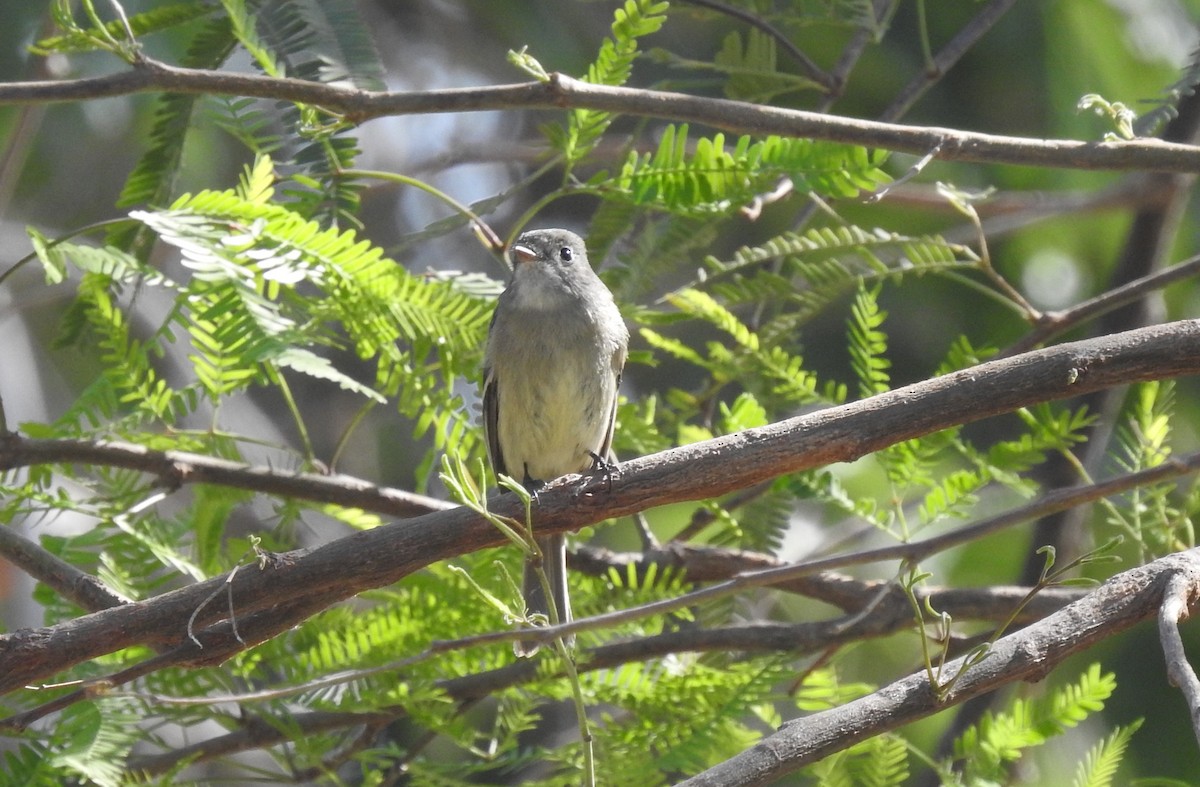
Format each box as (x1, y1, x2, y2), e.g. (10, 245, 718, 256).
(483, 228, 629, 656)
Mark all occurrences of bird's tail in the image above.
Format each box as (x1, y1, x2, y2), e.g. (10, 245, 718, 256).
(515, 533, 572, 657)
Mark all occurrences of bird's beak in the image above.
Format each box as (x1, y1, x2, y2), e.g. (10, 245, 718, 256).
(510, 244, 537, 266)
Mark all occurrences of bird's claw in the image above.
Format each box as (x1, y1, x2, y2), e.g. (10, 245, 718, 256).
(587, 451, 618, 493)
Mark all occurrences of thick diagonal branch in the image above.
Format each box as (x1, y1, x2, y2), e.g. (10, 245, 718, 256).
(0, 319, 1198, 696)
(680, 549, 1200, 786)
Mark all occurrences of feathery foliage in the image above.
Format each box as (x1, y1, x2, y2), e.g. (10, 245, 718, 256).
(604, 124, 889, 215)
(648, 29, 825, 102)
(1071, 718, 1142, 787)
(550, 0, 670, 167)
(110, 15, 239, 255)
(33, 2, 218, 55)
(949, 664, 1117, 782)
(7, 2, 1196, 785)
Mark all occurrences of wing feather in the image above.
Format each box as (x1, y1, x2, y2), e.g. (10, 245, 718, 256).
(482, 366, 507, 478)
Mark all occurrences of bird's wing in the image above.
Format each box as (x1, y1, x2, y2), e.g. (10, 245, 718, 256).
(482, 366, 507, 478)
(598, 345, 626, 461)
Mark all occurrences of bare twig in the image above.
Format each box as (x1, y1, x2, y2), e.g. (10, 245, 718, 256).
(879, 0, 1019, 122)
(820, 0, 898, 110)
(0, 433, 453, 519)
(680, 549, 1200, 786)
(4, 60, 1200, 173)
(125, 711, 394, 777)
(122, 580, 1083, 776)
(1, 321, 1199, 697)
(1003, 251, 1200, 357)
(570, 543, 1087, 619)
(675, 0, 834, 90)
(0, 525, 127, 612)
(1159, 562, 1200, 749)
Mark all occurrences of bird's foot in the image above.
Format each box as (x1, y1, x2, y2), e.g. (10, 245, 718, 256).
(521, 475, 547, 505)
(587, 451, 618, 493)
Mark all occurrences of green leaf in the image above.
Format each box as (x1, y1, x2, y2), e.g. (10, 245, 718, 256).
(1071, 719, 1143, 787)
(33, 1, 217, 54)
(50, 700, 140, 787)
(273, 347, 386, 402)
(953, 664, 1117, 781)
(847, 281, 890, 397)
(108, 14, 237, 256)
(220, 0, 284, 77)
(607, 124, 891, 215)
(557, 0, 670, 165)
(647, 29, 823, 102)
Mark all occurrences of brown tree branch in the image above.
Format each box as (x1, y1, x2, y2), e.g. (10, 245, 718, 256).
(570, 543, 1089, 619)
(0, 433, 453, 519)
(0, 525, 126, 612)
(0, 320, 1199, 699)
(679, 549, 1200, 786)
(7, 495, 1103, 735)
(3, 58, 1200, 173)
(122, 579, 1084, 776)
(1160, 570, 1200, 748)
(126, 710, 394, 778)
(1002, 251, 1200, 357)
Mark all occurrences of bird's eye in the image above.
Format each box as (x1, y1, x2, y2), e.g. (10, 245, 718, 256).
(558, 246, 573, 262)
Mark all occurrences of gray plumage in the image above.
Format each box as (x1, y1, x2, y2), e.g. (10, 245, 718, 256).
(482, 228, 628, 656)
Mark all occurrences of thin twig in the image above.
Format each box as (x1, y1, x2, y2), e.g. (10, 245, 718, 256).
(675, 0, 834, 90)
(0, 435, 454, 518)
(820, 0, 899, 111)
(1003, 251, 1200, 357)
(0, 525, 127, 612)
(2, 322, 1200, 698)
(679, 549, 1200, 786)
(1158, 565, 1200, 749)
(4, 60, 1200, 173)
(879, 0, 1019, 122)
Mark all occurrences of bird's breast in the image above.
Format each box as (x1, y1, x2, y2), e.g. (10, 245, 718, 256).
(489, 307, 620, 482)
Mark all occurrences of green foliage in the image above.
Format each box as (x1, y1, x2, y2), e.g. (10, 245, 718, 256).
(253, 0, 386, 90)
(648, 28, 824, 102)
(219, 0, 284, 78)
(641, 284, 841, 418)
(1, 742, 59, 786)
(808, 733, 909, 787)
(111, 14, 238, 227)
(949, 664, 1118, 782)
(848, 281, 890, 398)
(702, 224, 979, 333)
(32, 2, 218, 55)
(591, 659, 790, 777)
(1072, 718, 1142, 787)
(550, 0, 670, 166)
(49, 701, 142, 787)
(8, 2, 1195, 785)
(18, 151, 493, 625)
(110, 156, 489, 417)
(239, 0, 385, 225)
(603, 124, 889, 215)
(1105, 381, 1192, 559)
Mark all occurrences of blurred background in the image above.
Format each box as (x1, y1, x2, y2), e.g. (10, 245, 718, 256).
(3, 1, 1200, 782)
